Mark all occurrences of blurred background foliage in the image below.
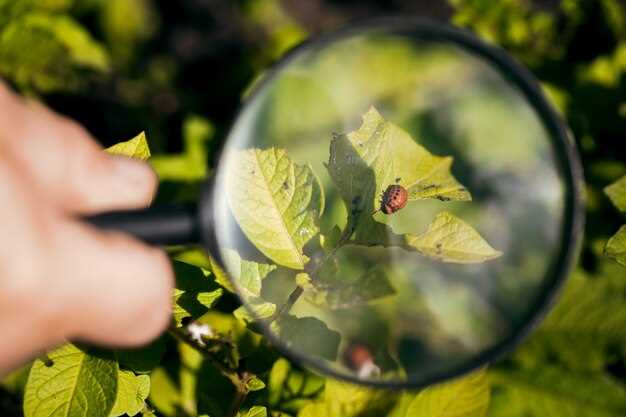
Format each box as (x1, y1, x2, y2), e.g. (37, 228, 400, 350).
(1, 0, 626, 416)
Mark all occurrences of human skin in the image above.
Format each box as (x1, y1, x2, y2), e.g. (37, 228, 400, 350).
(0, 81, 174, 374)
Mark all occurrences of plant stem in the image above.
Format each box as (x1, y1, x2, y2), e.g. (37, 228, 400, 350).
(228, 385, 248, 417)
(167, 325, 241, 387)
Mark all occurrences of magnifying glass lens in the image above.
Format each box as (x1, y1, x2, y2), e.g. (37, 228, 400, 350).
(211, 24, 577, 387)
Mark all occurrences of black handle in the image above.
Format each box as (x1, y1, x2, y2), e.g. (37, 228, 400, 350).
(86, 204, 201, 246)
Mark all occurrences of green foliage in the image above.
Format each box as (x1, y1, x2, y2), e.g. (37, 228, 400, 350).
(172, 260, 223, 326)
(605, 176, 626, 267)
(23, 344, 118, 417)
(401, 369, 489, 417)
(109, 370, 150, 417)
(407, 212, 502, 263)
(326, 107, 472, 246)
(0, 7, 109, 93)
(105, 131, 151, 160)
(488, 263, 626, 417)
(226, 147, 324, 269)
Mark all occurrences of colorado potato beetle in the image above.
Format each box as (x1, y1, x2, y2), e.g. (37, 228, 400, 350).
(379, 184, 408, 214)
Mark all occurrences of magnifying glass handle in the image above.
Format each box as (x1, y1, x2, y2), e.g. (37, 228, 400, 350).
(86, 204, 200, 246)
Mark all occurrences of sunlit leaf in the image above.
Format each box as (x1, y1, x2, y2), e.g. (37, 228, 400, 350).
(24, 344, 118, 417)
(298, 379, 397, 417)
(403, 369, 489, 417)
(109, 371, 150, 417)
(105, 132, 151, 160)
(605, 225, 626, 267)
(223, 249, 276, 297)
(326, 106, 470, 246)
(406, 212, 502, 263)
(226, 147, 323, 269)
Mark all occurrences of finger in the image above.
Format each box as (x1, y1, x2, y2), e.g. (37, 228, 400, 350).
(0, 89, 157, 214)
(47, 218, 174, 346)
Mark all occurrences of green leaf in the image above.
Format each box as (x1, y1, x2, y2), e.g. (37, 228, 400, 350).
(226, 147, 323, 269)
(406, 212, 502, 263)
(172, 261, 223, 326)
(272, 315, 340, 361)
(514, 268, 626, 371)
(244, 406, 268, 417)
(325, 106, 470, 245)
(489, 366, 626, 417)
(245, 375, 266, 392)
(234, 300, 276, 323)
(268, 358, 291, 405)
(605, 225, 626, 267)
(222, 249, 276, 297)
(298, 379, 397, 417)
(605, 175, 626, 212)
(403, 369, 489, 417)
(24, 343, 118, 417)
(304, 266, 395, 310)
(105, 132, 151, 160)
(109, 371, 150, 417)
(0, 13, 109, 92)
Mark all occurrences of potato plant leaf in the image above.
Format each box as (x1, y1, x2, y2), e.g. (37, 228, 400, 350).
(298, 379, 397, 417)
(403, 369, 489, 417)
(105, 132, 151, 160)
(406, 212, 502, 263)
(222, 249, 276, 297)
(108, 371, 150, 417)
(326, 107, 470, 245)
(24, 344, 118, 417)
(226, 147, 323, 269)
(172, 261, 223, 326)
(272, 315, 340, 361)
(303, 266, 395, 310)
(489, 366, 626, 417)
(605, 225, 626, 267)
(605, 175, 626, 212)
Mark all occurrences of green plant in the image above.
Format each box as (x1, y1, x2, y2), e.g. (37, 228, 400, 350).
(605, 175, 626, 266)
(16, 105, 500, 417)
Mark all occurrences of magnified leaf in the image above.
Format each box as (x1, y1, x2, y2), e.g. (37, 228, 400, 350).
(105, 132, 151, 160)
(272, 315, 340, 361)
(109, 371, 150, 417)
(605, 175, 626, 212)
(605, 225, 626, 267)
(226, 147, 323, 269)
(234, 300, 276, 323)
(222, 249, 276, 297)
(302, 266, 395, 310)
(244, 406, 268, 417)
(406, 212, 502, 263)
(326, 106, 470, 245)
(402, 369, 489, 417)
(24, 343, 118, 417)
(172, 261, 223, 326)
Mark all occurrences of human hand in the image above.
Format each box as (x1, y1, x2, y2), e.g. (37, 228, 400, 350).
(0, 81, 174, 374)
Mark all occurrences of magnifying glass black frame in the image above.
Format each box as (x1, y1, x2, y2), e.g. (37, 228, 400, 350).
(90, 17, 585, 389)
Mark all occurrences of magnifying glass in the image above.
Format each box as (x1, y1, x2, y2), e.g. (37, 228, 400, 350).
(90, 17, 584, 389)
